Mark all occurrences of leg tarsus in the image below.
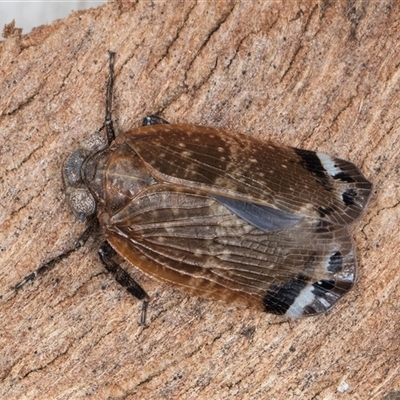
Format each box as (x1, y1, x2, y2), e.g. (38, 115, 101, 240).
(14, 272, 36, 290)
(141, 300, 148, 326)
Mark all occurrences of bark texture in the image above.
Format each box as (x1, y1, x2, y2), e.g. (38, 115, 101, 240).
(1, 1, 399, 399)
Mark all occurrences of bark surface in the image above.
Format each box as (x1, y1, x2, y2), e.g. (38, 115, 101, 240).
(1, 1, 399, 399)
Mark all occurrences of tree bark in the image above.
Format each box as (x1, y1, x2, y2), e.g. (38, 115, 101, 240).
(1, 1, 399, 399)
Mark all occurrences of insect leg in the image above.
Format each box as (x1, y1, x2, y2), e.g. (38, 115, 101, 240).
(142, 115, 170, 126)
(13, 248, 76, 290)
(13, 220, 99, 291)
(98, 241, 149, 325)
(105, 50, 116, 144)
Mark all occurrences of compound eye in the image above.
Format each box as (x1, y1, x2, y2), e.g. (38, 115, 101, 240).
(81, 130, 108, 152)
(68, 189, 96, 221)
(63, 149, 89, 187)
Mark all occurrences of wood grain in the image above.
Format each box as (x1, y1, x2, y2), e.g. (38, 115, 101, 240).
(1, 1, 399, 398)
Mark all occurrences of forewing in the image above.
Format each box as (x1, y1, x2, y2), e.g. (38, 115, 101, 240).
(122, 124, 372, 226)
(104, 185, 356, 317)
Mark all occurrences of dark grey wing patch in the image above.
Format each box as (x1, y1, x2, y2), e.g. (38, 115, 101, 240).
(209, 194, 303, 232)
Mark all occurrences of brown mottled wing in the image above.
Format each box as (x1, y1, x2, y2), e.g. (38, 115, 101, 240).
(104, 185, 356, 317)
(122, 124, 372, 226)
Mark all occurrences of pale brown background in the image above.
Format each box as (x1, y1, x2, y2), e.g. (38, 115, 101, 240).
(1, 1, 399, 399)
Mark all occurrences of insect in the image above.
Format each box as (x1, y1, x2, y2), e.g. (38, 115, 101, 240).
(16, 52, 372, 322)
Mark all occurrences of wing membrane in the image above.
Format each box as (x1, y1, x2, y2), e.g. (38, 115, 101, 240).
(105, 185, 356, 316)
(122, 124, 372, 225)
